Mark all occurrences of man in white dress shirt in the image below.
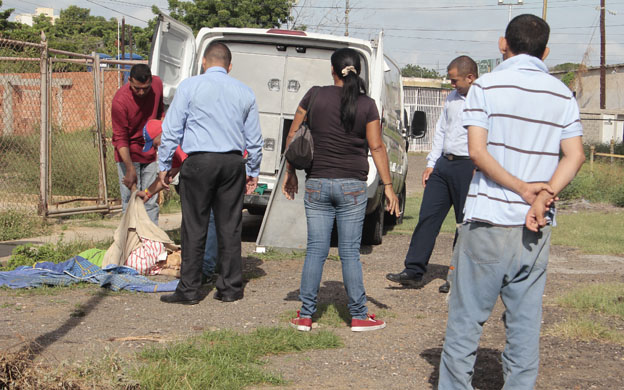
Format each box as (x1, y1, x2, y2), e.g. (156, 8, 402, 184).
(386, 56, 477, 292)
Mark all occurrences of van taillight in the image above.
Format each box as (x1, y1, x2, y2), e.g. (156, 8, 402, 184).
(266, 29, 307, 36)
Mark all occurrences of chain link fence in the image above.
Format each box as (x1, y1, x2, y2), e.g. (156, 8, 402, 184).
(0, 38, 44, 213)
(0, 37, 145, 218)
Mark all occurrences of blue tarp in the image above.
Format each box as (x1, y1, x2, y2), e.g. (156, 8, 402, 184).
(0, 256, 178, 292)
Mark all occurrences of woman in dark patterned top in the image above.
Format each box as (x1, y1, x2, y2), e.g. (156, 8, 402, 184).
(283, 48, 400, 332)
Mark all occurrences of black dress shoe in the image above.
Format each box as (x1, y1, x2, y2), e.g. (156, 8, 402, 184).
(201, 272, 218, 285)
(439, 281, 451, 294)
(160, 293, 199, 305)
(385, 271, 424, 288)
(213, 290, 243, 302)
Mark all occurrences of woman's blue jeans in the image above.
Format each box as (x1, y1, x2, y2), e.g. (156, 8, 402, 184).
(299, 178, 369, 320)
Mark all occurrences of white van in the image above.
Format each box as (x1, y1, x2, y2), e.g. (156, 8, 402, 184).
(150, 14, 426, 245)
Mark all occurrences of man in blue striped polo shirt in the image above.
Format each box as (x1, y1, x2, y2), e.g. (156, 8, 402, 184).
(438, 15, 585, 390)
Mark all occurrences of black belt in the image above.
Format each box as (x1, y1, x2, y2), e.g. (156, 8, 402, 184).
(443, 153, 471, 161)
(188, 150, 242, 156)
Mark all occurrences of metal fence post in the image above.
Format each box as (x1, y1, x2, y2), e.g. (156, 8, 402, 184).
(93, 53, 111, 210)
(610, 139, 615, 164)
(39, 33, 49, 216)
(590, 145, 595, 173)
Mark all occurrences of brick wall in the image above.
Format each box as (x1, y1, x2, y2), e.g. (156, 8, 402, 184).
(0, 71, 120, 137)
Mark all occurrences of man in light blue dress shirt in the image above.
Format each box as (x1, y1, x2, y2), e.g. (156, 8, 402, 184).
(157, 42, 263, 305)
(387, 56, 477, 293)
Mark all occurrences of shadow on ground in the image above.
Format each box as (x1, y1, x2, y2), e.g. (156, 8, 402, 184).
(285, 280, 391, 325)
(421, 347, 504, 389)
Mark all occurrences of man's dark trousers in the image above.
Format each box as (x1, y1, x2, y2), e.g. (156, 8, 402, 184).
(177, 152, 245, 300)
(403, 156, 474, 277)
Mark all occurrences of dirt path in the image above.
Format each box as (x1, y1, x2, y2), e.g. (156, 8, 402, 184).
(1, 154, 623, 389)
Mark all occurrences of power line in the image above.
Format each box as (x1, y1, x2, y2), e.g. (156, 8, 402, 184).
(85, 0, 148, 23)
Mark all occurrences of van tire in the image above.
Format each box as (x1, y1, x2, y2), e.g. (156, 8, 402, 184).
(362, 201, 384, 245)
(385, 186, 406, 226)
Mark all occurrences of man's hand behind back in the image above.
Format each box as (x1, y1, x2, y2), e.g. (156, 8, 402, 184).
(519, 182, 553, 205)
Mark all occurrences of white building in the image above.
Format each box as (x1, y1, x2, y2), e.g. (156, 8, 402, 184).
(15, 7, 59, 26)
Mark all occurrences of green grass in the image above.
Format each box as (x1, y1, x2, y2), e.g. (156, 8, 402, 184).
(548, 317, 624, 345)
(390, 191, 624, 256)
(557, 283, 624, 319)
(559, 161, 624, 206)
(387, 194, 457, 236)
(254, 248, 306, 261)
(6, 239, 113, 270)
(548, 283, 624, 345)
(0, 210, 50, 241)
(159, 190, 182, 214)
(553, 210, 624, 255)
(131, 327, 342, 390)
(0, 128, 120, 198)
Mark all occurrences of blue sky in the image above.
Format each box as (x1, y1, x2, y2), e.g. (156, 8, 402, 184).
(4, 0, 624, 72)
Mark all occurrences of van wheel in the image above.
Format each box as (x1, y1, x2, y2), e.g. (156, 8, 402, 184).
(385, 186, 406, 226)
(362, 201, 384, 245)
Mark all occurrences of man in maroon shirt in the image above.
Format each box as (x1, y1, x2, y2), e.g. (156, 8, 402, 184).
(111, 64, 164, 224)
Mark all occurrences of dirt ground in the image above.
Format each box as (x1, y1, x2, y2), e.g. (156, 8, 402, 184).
(1, 154, 624, 389)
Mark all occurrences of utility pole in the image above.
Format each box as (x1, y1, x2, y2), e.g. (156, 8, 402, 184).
(498, 0, 523, 22)
(129, 26, 133, 61)
(600, 0, 606, 109)
(345, 0, 350, 37)
(121, 17, 125, 85)
(121, 17, 126, 61)
(542, 0, 548, 20)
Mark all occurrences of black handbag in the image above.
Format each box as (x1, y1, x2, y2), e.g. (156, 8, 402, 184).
(285, 87, 319, 170)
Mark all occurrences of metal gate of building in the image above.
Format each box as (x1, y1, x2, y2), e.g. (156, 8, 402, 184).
(404, 87, 451, 153)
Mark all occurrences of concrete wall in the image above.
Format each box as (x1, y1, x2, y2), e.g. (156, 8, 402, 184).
(580, 110, 624, 144)
(552, 64, 624, 111)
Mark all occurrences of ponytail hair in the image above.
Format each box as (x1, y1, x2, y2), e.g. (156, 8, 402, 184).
(331, 48, 367, 132)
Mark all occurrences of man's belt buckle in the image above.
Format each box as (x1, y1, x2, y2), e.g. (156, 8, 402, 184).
(444, 153, 468, 161)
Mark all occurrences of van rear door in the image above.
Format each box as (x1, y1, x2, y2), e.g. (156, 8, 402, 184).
(227, 43, 287, 175)
(149, 14, 196, 106)
(226, 42, 333, 175)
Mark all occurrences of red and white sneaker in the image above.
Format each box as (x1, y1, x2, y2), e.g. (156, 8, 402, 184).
(290, 310, 312, 332)
(351, 314, 386, 332)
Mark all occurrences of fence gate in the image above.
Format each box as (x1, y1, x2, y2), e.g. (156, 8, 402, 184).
(404, 87, 451, 153)
(0, 36, 144, 218)
(0, 38, 46, 215)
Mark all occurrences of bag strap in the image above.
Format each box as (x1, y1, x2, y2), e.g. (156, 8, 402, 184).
(304, 86, 320, 125)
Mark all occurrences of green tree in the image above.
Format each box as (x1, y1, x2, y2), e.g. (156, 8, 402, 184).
(0, 0, 14, 31)
(167, 0, 294, 33)
(561, 71, 576, 90)
(551, 62, 580, 72)
(401, 64, 441, 79)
